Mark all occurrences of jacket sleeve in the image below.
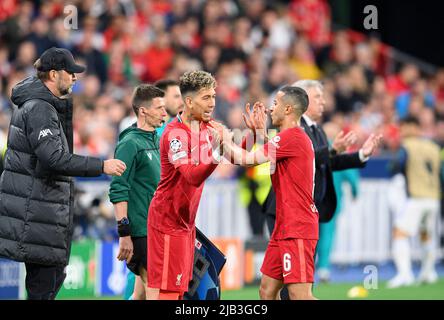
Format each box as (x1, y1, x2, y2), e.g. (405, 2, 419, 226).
(25, 100, 103, 177)
(330, 151, 366, 171)
(108, 140, 138, 203)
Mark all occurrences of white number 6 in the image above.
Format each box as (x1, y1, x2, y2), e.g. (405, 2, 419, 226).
(283, 253, 291, 272)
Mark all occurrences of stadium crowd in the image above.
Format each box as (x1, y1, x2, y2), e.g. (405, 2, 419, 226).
(1, 0, 444, 240)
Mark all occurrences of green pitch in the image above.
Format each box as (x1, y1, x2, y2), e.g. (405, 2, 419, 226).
(57, 278, 444, 300)
(221, 279, 444, 300)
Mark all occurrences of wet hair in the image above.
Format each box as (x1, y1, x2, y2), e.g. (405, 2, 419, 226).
(131, 84, 164, 116)
(179, 70, 216, 97)
(279, 86, 309, 116)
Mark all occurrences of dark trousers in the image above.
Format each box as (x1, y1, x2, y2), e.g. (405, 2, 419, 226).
(25, 263, 66, 300)
(248, 196, 266, 236)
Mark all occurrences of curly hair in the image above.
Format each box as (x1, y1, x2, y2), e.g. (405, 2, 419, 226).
(179, 70, 216, 97)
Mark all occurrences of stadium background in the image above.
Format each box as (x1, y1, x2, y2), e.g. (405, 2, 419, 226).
(0, 0, 443, 299)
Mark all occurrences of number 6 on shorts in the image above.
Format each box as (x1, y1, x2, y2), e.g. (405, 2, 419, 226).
(283, 253, 291, 272)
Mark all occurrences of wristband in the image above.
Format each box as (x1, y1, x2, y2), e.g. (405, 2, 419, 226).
(117, 217, 131, 237)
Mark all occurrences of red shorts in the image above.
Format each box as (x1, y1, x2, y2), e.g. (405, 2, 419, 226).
(260, 238, 317, 284)
(147, 226, 195, 292)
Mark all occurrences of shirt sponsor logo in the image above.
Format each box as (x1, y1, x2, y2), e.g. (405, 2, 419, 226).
(172, 151, 187, 161)
(38, 128, 53, 140)
(310, 204, 318, 213)
(170, 139, 182, 153)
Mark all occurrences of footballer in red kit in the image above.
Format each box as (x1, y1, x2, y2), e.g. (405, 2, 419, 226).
(216, 86, 318, 300)
(146, 71, 222, 300)
(260, 127, 318, 286)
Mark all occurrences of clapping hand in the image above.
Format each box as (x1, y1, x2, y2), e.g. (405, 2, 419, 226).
(332, 130, 357, 153)
(361, 133, 383, 157)
(243, 101, 267, 133)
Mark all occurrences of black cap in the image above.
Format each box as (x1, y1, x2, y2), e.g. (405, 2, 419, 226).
(37, 47, 86, 74)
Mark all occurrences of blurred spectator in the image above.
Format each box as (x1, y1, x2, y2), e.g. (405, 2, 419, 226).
(289, 0, 331, 49)
(0, 0, 441, 242)
(386, 63, 419, 96)
(323, 30, 354, 76)
(14, 41, 37, 76)
(396, 78, 435, 119)
(289, 37, 322, 80)
(26, 17, 57, 56)
(143, 32, 174, 82)
(334, 65, 368, 114)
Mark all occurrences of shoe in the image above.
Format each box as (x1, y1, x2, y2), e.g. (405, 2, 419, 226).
(317, 268, 330, 283)
(416, 271, 438, 285)
(386, 274, 414, 289)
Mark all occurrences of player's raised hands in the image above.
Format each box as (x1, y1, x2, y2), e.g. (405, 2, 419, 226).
(243, 101, 267, 132)
(332, 130, 357, 153)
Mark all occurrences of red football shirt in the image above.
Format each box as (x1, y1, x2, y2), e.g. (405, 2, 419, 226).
(148, 115, 218, 235)
(263, 126, 319, 240)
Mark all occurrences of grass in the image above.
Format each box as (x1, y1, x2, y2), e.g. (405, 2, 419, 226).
(221, 279, 444, 300)
(56, 279, 444, 300)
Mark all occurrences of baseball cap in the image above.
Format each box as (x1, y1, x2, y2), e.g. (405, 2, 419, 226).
(36, 47, 86, 74)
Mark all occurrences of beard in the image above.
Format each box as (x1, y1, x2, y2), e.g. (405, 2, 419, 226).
(57, 81, 73, 97)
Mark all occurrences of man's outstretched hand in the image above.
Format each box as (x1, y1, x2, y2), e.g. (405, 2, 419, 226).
(103, 159, 126, 176)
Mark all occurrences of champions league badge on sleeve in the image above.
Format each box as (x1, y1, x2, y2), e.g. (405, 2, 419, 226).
(170, 138, 182, 153)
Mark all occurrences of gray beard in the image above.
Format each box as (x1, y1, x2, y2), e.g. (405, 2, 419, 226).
(59, 86, 72, 98)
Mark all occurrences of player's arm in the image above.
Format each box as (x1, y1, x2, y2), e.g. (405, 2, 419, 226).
(223, 139, 270, 167)
(177, 162, 219, 187)
(112, 201, 133, 262)
(108, 141, 138, 262)
(167, 131, 219, 187)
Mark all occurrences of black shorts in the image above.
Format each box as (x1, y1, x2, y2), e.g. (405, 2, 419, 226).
(126, 236, 147, 276)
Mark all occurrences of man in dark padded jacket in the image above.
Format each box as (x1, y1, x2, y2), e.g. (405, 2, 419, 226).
(0, 47, 126, 300)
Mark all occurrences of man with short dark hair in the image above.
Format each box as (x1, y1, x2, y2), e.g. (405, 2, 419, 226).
(219, 86, 319, 299)
(0, 47, 126, 300)
(109, 84, 167, 299)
